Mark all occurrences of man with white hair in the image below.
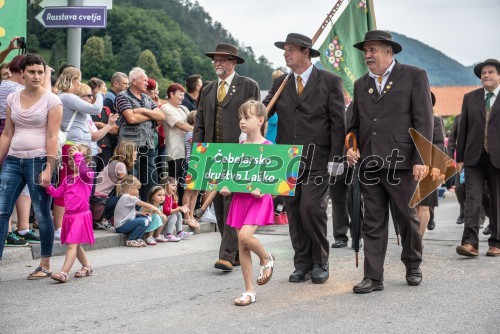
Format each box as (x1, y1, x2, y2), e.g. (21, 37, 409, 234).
(115, 67, 165, 200)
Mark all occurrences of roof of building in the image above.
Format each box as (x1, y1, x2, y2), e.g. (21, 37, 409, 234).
(431, 86, 481, 117)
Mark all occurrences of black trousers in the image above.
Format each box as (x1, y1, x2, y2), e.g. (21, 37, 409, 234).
(285, 169, 330, 269)
(213, 193, 238, 263)
(462, 151, 499, 248)
(360, 169, 422, 281)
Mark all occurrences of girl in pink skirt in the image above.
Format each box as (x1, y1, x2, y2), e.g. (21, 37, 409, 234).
(42, 144, 95, 283)
(219, 100, 275, 306)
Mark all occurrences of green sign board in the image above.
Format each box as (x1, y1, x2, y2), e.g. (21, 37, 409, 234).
(0, 1, 27, 62)
(186, 143, 303, 196)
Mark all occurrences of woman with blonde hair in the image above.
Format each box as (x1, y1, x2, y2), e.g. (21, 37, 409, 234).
(93, 140, 137, 229)
(53, 67, 103, 239)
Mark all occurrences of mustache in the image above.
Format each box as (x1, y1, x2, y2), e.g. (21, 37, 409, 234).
(365, 58, 375, 64)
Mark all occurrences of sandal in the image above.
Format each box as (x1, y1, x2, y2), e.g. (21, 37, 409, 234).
(184, 219, 201, 231)
(257, 252, 275, 286)
(51, 272, 69, 283)
(27, 266, 52, 280)
(74, 266, 93, 278)
(234, 291, 256, 306)
(126, 240, 141, 247)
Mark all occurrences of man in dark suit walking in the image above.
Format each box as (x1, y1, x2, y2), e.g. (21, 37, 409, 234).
(193, 43, 260, 272)
(263, 33, 345, 284)
(347, 30, 433, 293)
(456, 59, 500, 257)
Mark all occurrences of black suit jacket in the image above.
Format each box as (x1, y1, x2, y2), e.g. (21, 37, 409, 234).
(263, 66, 345, 170)
(348, 62, 434, 169)
(456, 87, 500, 168)
(432, 115, 447, 173)
(193, 73, 260, 143)
(447, 114, 461, 159)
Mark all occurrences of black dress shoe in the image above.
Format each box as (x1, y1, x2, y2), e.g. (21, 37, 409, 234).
(311, 263, 329, 284)
(427, 219, 435, 230)
(456, 217, 464, 225)
(353, 278, 384, 293)
(331, 240, 348, 248)
(483, 224, 491, 235)
(406, 267, 423, 286)
(289, 268, 311, 283)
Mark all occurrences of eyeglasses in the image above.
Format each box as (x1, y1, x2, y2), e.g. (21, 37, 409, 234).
(212, 58, 235, 64)
(80, 94, 94, 99)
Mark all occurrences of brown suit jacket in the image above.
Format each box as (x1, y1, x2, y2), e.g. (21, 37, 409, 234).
(349, 62, 434, 169)
(263, 66, 345, 170)
(193, 73, 260, 143)
(456, 87, 500, 169)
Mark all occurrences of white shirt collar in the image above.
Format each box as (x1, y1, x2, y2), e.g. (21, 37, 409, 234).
(294, 64, 314, 85)
(484, 85, 500, 97)
(218, 71, 236, 87)
(368, 59, 396, 80)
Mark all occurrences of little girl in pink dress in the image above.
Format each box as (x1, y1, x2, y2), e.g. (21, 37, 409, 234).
(220, 100, 275, 307)
(42, 144, 95, 283)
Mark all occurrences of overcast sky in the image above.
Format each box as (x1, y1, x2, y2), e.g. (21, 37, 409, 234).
(194, 0, 499, 68)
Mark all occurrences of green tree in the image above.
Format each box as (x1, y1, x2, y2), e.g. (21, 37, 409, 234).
(82, 36, 106, 78)
(137, 49, 163, 80)
(159, 50, 183, 83)
(117, 35, 141, 74)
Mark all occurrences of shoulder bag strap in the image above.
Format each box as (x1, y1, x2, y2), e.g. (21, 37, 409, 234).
(65, 111, 78, 132)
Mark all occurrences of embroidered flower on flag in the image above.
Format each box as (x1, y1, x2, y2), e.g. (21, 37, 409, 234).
(324, 36, 344, 71)
(357, 0, 368, 12)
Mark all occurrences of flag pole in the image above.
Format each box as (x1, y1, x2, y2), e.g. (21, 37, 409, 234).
(266, 0, 346, 112)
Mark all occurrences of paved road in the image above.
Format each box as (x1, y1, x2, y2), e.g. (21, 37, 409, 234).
(1, 194, 498, 333)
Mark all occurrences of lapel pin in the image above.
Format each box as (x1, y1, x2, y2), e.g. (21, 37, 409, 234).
(368, 88, 374, 94)
(386, 85, 391, 89)
(389, 81, 393, 85)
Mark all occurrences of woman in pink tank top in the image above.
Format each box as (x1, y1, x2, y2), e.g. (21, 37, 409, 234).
(0, 53, 62, 279)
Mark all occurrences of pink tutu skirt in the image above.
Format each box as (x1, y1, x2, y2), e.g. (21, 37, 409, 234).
(61, 210, 95, 244)
(226, 193, 274, 229)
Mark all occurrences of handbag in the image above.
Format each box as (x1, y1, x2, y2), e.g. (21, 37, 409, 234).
(90, 194, 108, 223)
(57, 111, 78, 156)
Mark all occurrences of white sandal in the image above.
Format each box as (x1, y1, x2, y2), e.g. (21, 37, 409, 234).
(234, 291, 256, 306)
(257, 252, 275, 286)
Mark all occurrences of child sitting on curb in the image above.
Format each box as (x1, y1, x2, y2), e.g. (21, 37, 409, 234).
(163, 177, 192, 242)
(114, 175, 162, 247)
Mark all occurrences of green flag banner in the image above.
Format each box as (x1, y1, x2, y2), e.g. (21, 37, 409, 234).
(186, 143, 303, 196)
(319, 0, 376, 97)
(0, 0, 27, 62)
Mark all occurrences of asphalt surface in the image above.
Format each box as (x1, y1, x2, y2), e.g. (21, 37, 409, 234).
(0, 193, 499, 333)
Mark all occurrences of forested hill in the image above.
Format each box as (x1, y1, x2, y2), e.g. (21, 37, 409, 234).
(316, 31, 480, 86)
(390, 32, 480, 86)
(27, 0, 275, 89)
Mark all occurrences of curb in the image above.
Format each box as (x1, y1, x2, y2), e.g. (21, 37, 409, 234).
(2, 221, 217, 264)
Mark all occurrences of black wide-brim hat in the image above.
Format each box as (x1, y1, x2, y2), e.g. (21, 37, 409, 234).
(473, 59, 500, 78)
(274, 33, 320, 58)
(354, 30, 402, 54)
(205, 43, 245, 64)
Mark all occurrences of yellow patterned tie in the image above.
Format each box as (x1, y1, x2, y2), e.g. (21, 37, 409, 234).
(377, 76, 383, 93)
(217, 80, 226, 103)
(484, 92, 494, 153)
(297, 76, 303, 96)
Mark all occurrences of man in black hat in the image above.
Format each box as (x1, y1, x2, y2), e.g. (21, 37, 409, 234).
(456, 59, 500, 257)
(263, 33, 345, 284)
(193, 43, 260, 272)
(346, 30, 433, 293)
